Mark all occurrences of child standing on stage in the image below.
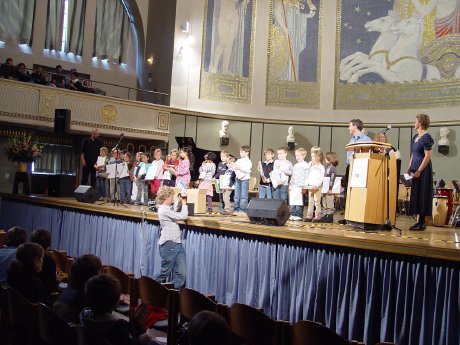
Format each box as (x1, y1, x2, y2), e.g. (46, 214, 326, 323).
(198, 152, 217, 213)
(163, 149, 179, 187)
(305, 149, 325, 222)
(131, 152, 142, 203)
(155, 186, 188, 289)
(214, 150, 229, 212)
(135, 153, 150, 206)
(150, 149, 164, 200)
(95, 147, 109, 201)
(119, 152, 133, 204)
(272, 147, 293, 202)
(289, 148, 310, 221)
(233, 145, 252, 213)
(257, 148, 274, 199)
(321, 152, 338, 223)
(221, 155, 236, 215)
(108, 148, 123, 202)
(176, 147, 193, 190)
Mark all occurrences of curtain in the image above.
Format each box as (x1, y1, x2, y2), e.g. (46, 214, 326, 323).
(0, 0, 36, 45)
(65, 0, 86, 56)
(44, 0, 63, 51)
(93, 0, 130, 64)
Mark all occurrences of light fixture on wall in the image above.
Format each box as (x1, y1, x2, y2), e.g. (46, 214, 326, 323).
(147, 55, 155, 65)
(180, 21, 190, 33)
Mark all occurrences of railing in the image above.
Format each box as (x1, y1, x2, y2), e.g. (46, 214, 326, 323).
(1, 65, 170, 106)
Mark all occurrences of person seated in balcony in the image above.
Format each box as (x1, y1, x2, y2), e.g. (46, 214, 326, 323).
(52, 65, 67, 88)
(15, 63, 32, 82)
(68, 71, 87, 92)
(31, 66, 47, 85)
(0, 57, 16, 79)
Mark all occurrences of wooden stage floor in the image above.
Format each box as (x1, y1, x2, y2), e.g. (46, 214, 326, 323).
(2, 194, 460, 262)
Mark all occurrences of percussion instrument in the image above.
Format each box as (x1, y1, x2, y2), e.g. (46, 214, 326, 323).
(434, 188, 454, 225)
(432, 196, 448, 226)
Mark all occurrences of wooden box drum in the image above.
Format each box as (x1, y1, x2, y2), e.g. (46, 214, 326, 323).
(432, 196, 448, 226)
(434, 188, 454, 225)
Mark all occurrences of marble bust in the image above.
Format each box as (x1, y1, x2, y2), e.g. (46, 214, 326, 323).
(219, 120, 230, 138)
(287, 126, 296, 149)
(438, 127, 450, 155)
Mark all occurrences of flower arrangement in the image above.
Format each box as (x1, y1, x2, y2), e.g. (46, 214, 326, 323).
(5, 131, 45, 163)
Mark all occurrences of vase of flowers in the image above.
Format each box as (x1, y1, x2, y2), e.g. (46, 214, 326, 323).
(5, 131, 44, 171)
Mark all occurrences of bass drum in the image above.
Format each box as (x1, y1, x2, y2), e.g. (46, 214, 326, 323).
(432, 196, 448, 227)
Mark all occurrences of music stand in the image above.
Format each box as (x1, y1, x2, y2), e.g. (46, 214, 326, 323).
(98, 161, 127, 208)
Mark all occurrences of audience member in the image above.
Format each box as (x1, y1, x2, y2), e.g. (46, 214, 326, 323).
(80, 274, 151, 345)
(0, 57, 16, 79)
(30, 228, 58, 293)
(0, 226, 27, 284)
(188, 311, 231, 345)
(31, 66, 47, 85)
(52, 64, 67, 87)
(53, 253, 102, 323)
(68, 71, 87, 92)
(7, 242, 47, 303)
(15, 63, 32, 82)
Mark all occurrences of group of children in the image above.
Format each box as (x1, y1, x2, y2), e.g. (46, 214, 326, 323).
(93, 144, 339, 222)
(94, 146, 194, 206)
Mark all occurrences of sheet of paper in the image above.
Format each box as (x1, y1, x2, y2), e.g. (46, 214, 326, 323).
(289, 187, 303, 206)
(220, 175, 233, 189)
(96, 156, 106, 167)
(403, 173, 413, 181)
(106, 163, 116, 178)
(269, 170, 280, 189)
(350, 158, 369, 188)
(321, 177, 343, 194)
(118, 163, 129, 178)
(145, 164, 158, 180)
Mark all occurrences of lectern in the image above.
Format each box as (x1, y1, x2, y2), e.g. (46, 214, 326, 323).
(344, 142, 397, 230)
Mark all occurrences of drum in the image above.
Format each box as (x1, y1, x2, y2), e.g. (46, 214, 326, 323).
(434, 188, 454, 224)
(432, 196, 448, 226)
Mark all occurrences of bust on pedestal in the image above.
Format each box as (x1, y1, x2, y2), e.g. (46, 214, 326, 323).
(219, 120, 230, 146)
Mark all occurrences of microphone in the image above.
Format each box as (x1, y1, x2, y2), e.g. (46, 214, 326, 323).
(380, 125, 391, 134)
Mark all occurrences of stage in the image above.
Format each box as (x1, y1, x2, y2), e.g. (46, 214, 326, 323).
(1, 193, 458, 262)
(0, 194, 459, 345)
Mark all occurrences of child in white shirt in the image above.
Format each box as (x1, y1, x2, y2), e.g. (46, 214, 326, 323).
(233, 145, 252, 213)
(305, 149, 325, 222)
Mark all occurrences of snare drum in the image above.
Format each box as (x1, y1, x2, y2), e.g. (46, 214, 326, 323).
(434, 188, 454, 224)
(432, 196, 449, 226)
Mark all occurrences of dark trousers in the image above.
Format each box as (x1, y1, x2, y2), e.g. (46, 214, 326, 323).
(81, 165, 97, 188)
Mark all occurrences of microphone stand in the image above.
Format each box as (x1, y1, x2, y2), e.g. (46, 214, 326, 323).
(381, 148, 402, 234)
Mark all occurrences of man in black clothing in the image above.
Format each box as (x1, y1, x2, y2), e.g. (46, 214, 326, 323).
(81, 129, 102, 188)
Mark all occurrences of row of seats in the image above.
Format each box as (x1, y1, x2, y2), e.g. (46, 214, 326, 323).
(1, 248, 396, 345)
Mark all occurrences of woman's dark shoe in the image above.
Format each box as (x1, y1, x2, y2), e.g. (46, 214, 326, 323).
(409, 223, 426, 231)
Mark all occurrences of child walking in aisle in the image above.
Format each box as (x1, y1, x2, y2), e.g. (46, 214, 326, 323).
(305, 149, 325, 222)
(198, 152, 217, 213)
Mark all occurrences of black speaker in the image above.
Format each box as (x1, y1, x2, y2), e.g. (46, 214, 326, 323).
(74, 185, 98, 203)
(48, 175, 76, 197)
(246, 198, 290, 226)
(54, 109, 71, 133)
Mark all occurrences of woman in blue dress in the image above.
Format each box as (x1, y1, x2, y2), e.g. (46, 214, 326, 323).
(407, 114, 434, 230)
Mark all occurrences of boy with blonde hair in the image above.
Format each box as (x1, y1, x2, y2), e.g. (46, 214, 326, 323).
(155, 186, 188, 289)
(272, 147, 293, 202)
(233, 145, 252, 213)
(289, 148, 310, 221)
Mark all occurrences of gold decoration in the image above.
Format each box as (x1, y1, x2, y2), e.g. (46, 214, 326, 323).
(101, 105, 117, 123)
(158, 112, 170, 130)
(419, 34, 460, 78)
(268, 26, 290, 80)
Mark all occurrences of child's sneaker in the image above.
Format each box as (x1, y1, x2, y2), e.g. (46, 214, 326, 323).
(312, 213, 322, 223)
(304, 213, 313, 222)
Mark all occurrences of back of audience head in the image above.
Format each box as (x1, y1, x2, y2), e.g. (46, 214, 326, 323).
(188, 311, 231, 345)
(69, 254, 102, 290)
(85, 274, 120, 314)
(6, 226, 27, 247)
(30, 228, 52, 250)
(13, 242, 44, 272)
(6, 58, 13, 65)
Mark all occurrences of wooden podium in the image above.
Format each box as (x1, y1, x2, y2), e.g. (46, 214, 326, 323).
(344, 142, 397, 229)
